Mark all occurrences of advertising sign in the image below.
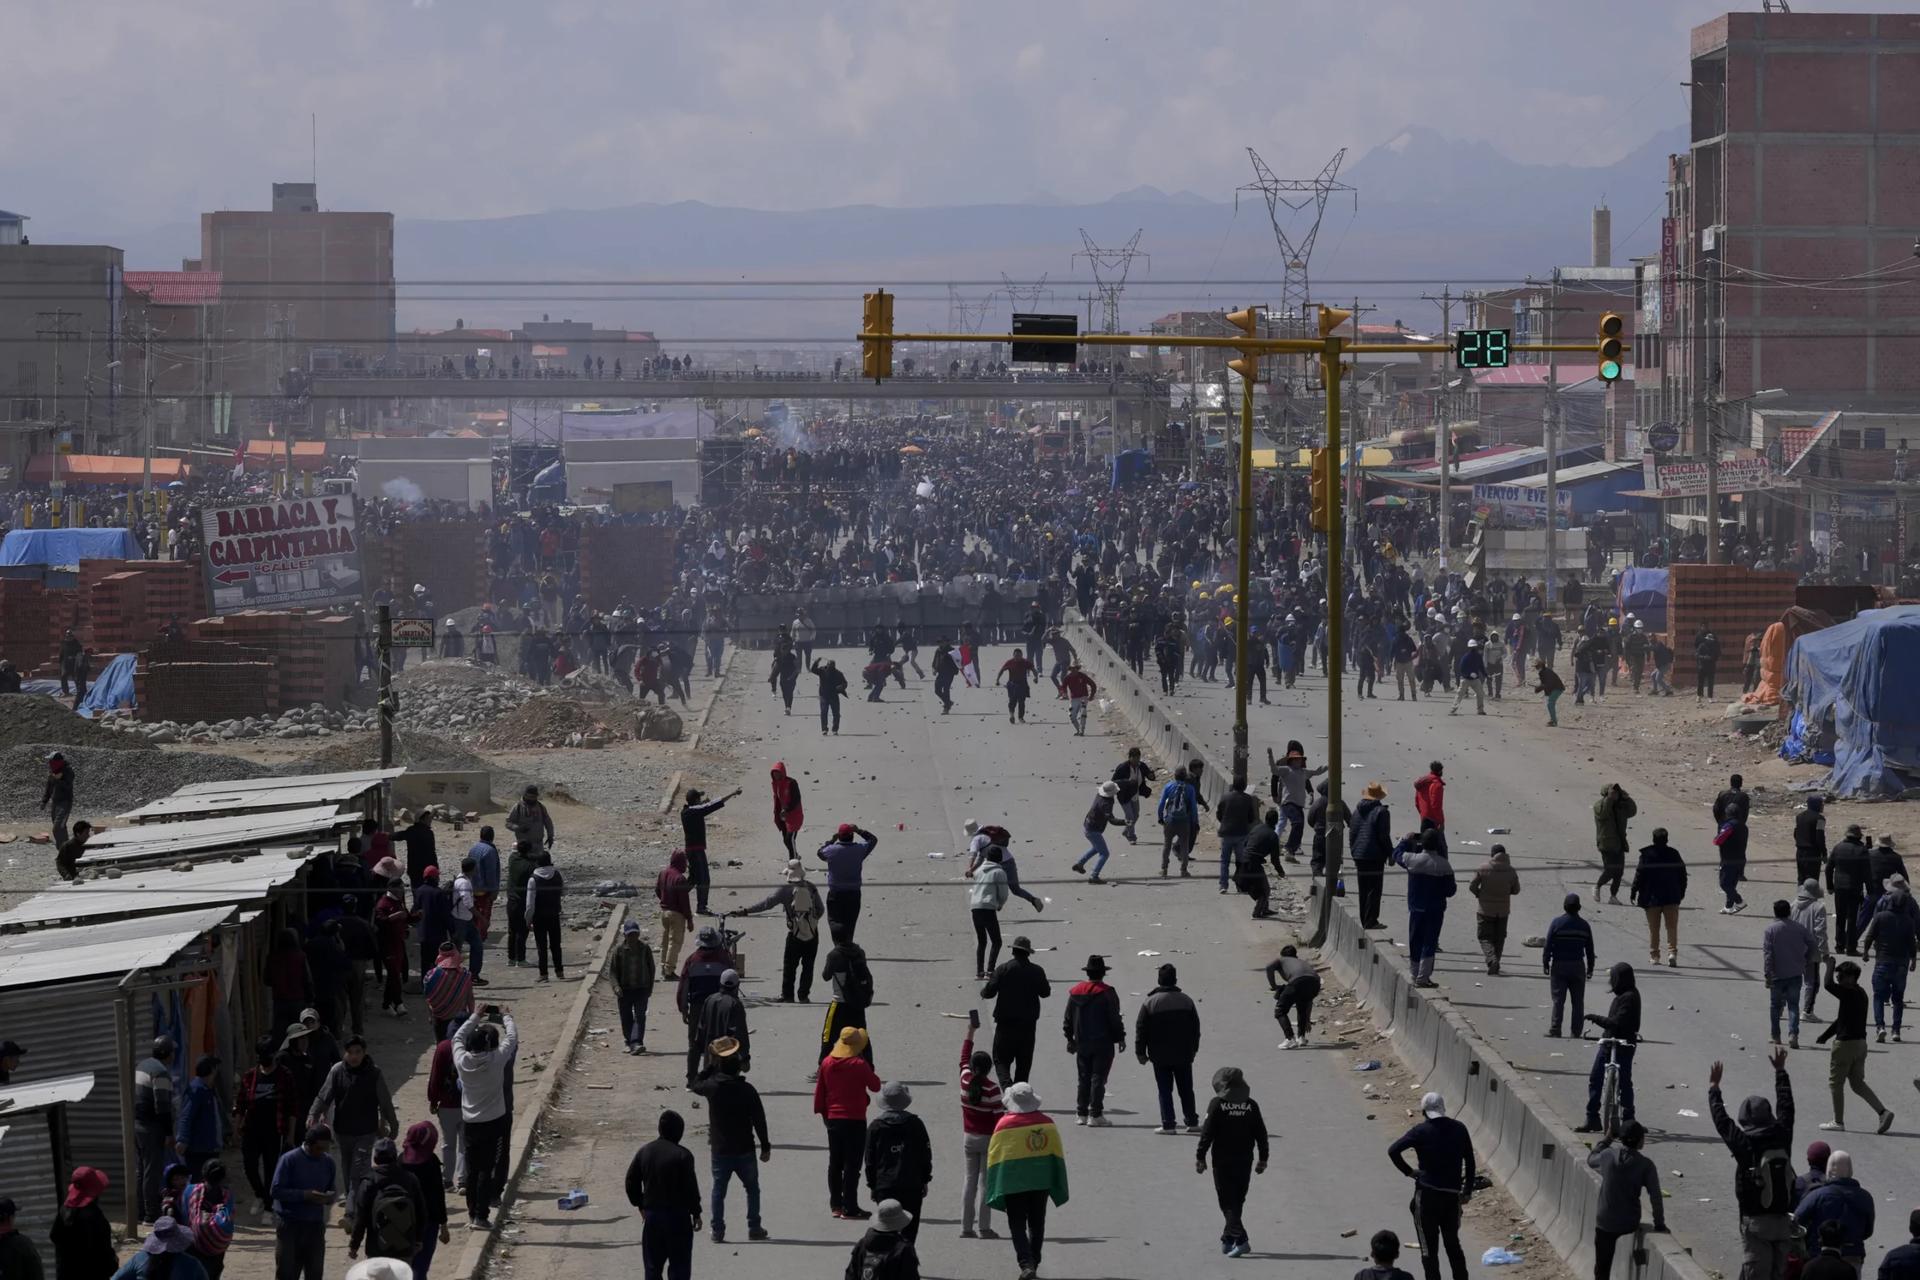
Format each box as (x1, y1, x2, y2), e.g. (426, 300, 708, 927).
(1648, 456, 1772, 499)
(1471, 482, 1574, 528)
(611, 480, 676, 514)
(390, 618, 436, 649)
(201, 494, 362, 614)
(1660, 218, 1678, 321)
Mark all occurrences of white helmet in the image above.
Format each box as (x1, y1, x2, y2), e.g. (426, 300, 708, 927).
(1511, 612, 1521, 621)
(413, 583, 427, 595)
(1633, 619, 1645, 630)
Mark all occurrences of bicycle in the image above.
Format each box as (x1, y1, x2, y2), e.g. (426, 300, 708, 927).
(1590, 1036, 1632, 1135)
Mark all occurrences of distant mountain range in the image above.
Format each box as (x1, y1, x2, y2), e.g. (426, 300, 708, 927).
(100, 124, 1689, 340)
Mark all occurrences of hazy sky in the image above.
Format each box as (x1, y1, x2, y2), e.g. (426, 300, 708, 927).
(8, 0, 1916, 232)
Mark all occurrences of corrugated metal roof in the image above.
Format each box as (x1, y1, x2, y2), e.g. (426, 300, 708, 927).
(78, 806, 354, 867)
(0, 847, 316, 928)
(0, 1072, 96, 1112)
(0, 908, 229, 990)
(122, 771, 397, 823)
(172, 768, 400, 798)
(1500, 460, 1640, 488)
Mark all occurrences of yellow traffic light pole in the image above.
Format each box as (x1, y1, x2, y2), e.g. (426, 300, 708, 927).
(860, 294, 1612, 945)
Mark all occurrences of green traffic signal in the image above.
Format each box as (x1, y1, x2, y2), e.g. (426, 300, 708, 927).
(1600, 358, 1622, 381)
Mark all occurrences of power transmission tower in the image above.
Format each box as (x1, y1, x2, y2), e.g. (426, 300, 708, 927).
(35, 310, 80, 433)
(1237, 148, 1356, 332)
(1073, 230, 1147, 333)
(999, 273, 1053, 311)
(947, 285, 995, 367)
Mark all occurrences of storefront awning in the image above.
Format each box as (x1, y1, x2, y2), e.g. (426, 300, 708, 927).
(23, 455, 191, 486)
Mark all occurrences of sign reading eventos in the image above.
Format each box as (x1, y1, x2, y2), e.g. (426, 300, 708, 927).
(201, 494, 363, 614)
(1649, 456, 1773, 499)
(1470, 482, 1573, 528)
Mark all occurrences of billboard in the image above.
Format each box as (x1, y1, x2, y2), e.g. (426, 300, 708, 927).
(1471, 482, 1573, 529)
(1646, 456, 1773, 499)
(201, 494, 362, 614)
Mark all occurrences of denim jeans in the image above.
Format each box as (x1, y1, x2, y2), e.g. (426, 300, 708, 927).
(1217, 834, 1246, 890)
(710, 1152, 762, 1235)
(452, 918, 484, 978)
(1769, 976, 1803, 1042)
(1152, 1060, 1197, 1128)
(1872, 961, 1908, 1031)
(1075, 828, 1110, 877)
(618, 988, 650, 1048)
(1719, 861, 1746, 908)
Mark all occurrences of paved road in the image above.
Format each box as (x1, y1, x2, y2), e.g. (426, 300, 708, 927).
(496, 649, 1542, 1280)
(1073, 633, 1920, 1278)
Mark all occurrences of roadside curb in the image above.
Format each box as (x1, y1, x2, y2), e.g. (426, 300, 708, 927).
(1066, 618, 1712, 1280)
(448, 901, 627, 1280)
(685, 642, 737, 754)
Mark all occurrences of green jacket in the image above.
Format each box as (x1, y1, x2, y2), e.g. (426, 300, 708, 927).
(612, 936, 656, 992)
(1594, 789, 1637, 857)
(507, 849, 541, 901)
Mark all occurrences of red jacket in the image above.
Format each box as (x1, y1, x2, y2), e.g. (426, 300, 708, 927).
(655, 851, 693, 921)
(426, 1038, 460, 1110)
(1414, 773, 1446, 830)
(372, 893, 414, 962)
(771, 763, 804, 834)
(1061, 670, 1097, 699)
(812, 1054, 881, 1121)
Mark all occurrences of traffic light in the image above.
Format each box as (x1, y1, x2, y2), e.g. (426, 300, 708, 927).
(1309, 447, 1332, 532)
(861, 290, 894, 382)
(1597, 312, 1625, 383)
(1318, 305, 1352, 338)
(1225, 306, 1260, 383)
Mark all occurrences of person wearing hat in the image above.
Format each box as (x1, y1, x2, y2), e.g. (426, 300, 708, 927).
(175, 1054, 225, 1176)
(505, 785, 555, 855)
(112, 1216, 208, 1280)
(611, 919, 658, 1055)
(1449, 638, 1486, 715)
(693, 970, 750, 1077)
(1072, 782, 1119, 883)
(864, 1083, 932, 1244)
(816, 1029, 883, 1219)
(986, 1082, 1068, 1280)
(1868, 834, 1910, 910)
(983, 936, 1052, 1089)
(270, 1126, 338, 1280)
(0, 1038, 23, 1087)
(1858, 883, 1918, 1044)
(42, 750, 75, 850)
(1196, 1066, 1268, 1258)
(1136, 963, 1202, 1130)
(347, 1138, 426, 1266)
(676, 925, 738, 1088)
(372, 880, 414, 1018)
(679, 786, 742, 917)
(1349, 782, 1393, 929)
(816, 822, 879, 941)
(1828, 825, 1871, 957)
(690, 1038, 770, 1242)
(134, 1035, 179, 1223)
(424, 941, 476, 1045)
(1063, 956, 1125, 1126)
(1543, 893, 1595, 1037)
(1388, 1092, 1476, 1280)
(735, 858, 826, 1003)
(842, 1198, 920, 1279)
(50, 1168, 117, 1280)
(397, 1121, 452, 1279)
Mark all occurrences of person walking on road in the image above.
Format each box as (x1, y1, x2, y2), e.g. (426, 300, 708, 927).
(1593, 783, 1637, 904)
(1859, 887, 1918, 1043)
(1817, 957, 1896, 1134)
(1062, 955, 1124, 1127)
(1587, 1121, 1665, 1279)
(1630, 829, 1688, 968)
(1829, 825, 1871, 957)
(1350, 782, 1394, 929)
(769, 763, 804, 858)
(1468, 846, 1520, 975)
(345, 1139, 425, 1268)
(957, 1013, 1003, 1240)
(817, 823, 878, 940)
(525, 853, 566, 980)
(1387, 1091, 1475, 1280)
(995, 648, 1036, 724)
(1266, 946, 1322, 1049)
(1111, 749, 1157, 843)
(679, 787, 741, 917)
(931, 641, 960, 715)
(864, 1083, 932, 1244)
(689, 1043, 769, 1244)
(969, 847, 1010, 977)
(624, 1110, 700, 1280)
(1156, 766, 1201, 877)
(818, 926, 876, 1067)
(1576, 963, 1642, 1132)
(986, 1082, 1069, 1280)
(1544, 893, 1596, 1038)
(982, 937, 1051, 1089)
(1136, 963, 1201, 1131)
(843, 1199, 920, 1280)
(1763, 901, 1815, 1049)
(1795, 881, 1832, 1026)
(1195, 1066, 1268, 1258)
(1072, 782, 1119, 884)
(1060, 661, 1097, 736)
(1533, 659, 1565, 726)
(815, 1028, 883, 1220)
(691, 971, 749, 1078)
(1213, 777, 1260, 895)
(676, 927, 737, 1087)
(609, 920, 656, 1056)
(1794, 1151, 1874, 1273)
(1708, 1049, 1799, 1278)
(1238, 808, 1281, 918)
(1449, 640, 1487, 715)
(810, 658, 848, 734)
(305, 1035, 399, 1227)
(1796, 798, 1829, 888)
(270, 1126, 337, 1280)
(1396, 828, 1455, 988)
(736, 859, 825, 1003)
(654, 851, 694, 976)
(1267, 741, 1327, 861)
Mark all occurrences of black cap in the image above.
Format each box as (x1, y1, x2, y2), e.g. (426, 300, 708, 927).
(0, 1041, 24, 1058)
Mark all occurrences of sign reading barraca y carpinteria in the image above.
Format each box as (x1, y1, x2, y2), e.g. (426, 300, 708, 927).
(200, 494, 363, 614)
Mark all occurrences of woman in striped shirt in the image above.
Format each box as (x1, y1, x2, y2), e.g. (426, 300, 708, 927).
(959, 1012, 1004, 1239)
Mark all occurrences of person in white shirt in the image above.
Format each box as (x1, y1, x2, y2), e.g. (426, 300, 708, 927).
(964, 820, 1043, 912)
(452, 857, 488, 986)
(454, 1011, 517, 1229)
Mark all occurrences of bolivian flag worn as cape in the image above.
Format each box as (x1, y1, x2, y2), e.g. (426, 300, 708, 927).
(984, 1112, 1069, 1207)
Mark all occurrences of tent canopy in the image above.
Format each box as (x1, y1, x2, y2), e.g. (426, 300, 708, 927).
(0, 528, 140, 567)
(1785, 605, 1920, 796)
(23, 455, 190, 486)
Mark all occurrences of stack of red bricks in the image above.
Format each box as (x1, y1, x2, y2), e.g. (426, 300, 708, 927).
(188, 609, 357, 710)
(143, 633, 282, 722)
(1665, 564, 1801, 689)
(0, 579, 56, 670)
(88, 572, 149, 654)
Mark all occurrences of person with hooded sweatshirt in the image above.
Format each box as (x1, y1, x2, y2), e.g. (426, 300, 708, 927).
(968, 847, 1010, 977)
(738, 859, 827, 1002)
(693, 970, 750, 1075)
(1709, 1049, 1798, 1276)
(1468, 846, 1520, 975)
(1156, 767, 1201, 877)
(397, 1122, 451, 1279)
(1795, 1150, 1875, 1272)
(864, 1083, 932, 1244)
(611, 920, 656, 1055)
(1630, 828, 1688, 968)
(346, 1139, 425, 1266)
(1576, 963, 1642, 1132)
(677, 926, 738, 1085)
(1868, 835, 1909, 909)
(1858, 887, 1918, 1043)
(1136, 964, 1202, 1131)
(1796, 797, 1830, 888)
(770, 763, 805, 857)
(820, 926, 876, 1067)
(689, 1043, 769, 1244)
(1195, 1066, 1268, 1258)
(1828, 825, 1873, 956)
(843, 1199, 920, 1280)
(1388, 1092, 1475, 1280)
(1544, 893, 1596, 1037)
(1396, 829, 1456, 988)
(654, 850, 694, 975)
(1061, 955, 1125, 1127)
(525, 853, 566, 980)
(454, 1012, 517, 1229)
(1795, 881, 1833, 1025)
(624, 1110, 700, 1278)
(505, 841, 540, 969)
(1349, 782, 1394, 929)
(1238, 808, 1282, 918)
(1587, 1121, 1665, 1277)
(1762, 900, 1816, 1049)
(1593, 783, 1637, 904)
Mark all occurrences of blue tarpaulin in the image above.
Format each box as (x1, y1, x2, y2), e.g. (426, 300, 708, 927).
(0, 528, 140, 567)
(1616, 567, 1668, 635)
(76, 653, 137, 718)
(1784, 605, 1920, 796)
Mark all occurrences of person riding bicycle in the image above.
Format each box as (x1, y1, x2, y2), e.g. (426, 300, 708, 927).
(1575, 963, 1641, 1134)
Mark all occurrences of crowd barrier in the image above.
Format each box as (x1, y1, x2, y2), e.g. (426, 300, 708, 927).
(732, 580, 1046, 647)
(1064, 614, 1713, 1280)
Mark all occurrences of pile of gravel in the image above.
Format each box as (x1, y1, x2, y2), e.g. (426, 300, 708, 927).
(0, 744, 278, 822)
(99, 703, 373, 745)
(474, 699, 615, 750)
(0, 694, 154, 752)
(394, 661, 536, 733)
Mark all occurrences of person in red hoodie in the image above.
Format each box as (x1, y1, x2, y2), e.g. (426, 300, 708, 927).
(1414, 761, 1447, 835)
(814, 1027, 882, 1219)
(1060, 662, 1098, 736)
(654, 850, 694, 972)
(372, 880, 416, 1017)
(771, 763, 805, 857)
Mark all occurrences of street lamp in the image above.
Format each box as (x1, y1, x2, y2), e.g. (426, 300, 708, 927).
(1706, 387, 1788, 563)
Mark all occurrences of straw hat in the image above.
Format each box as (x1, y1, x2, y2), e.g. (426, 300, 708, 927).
(827, 1027, 870, 1060)
(1362, 781, 1387, 800)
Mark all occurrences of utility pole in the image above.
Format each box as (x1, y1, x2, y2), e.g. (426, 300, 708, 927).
(1343, 298, 1377, 578)
(140, 324, 157, 495)
(36, 310, 80, 433)
(1531, 282, 1577, 609)
(377, 603, 395, 825)
(1422, 287, 1460, 569)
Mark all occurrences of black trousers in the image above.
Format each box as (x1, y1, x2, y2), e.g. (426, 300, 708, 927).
(992, 1019, 1037, 1088)
(507, 901, 529, 964)
(1003, 1188, 1050, 1269)
(1214, 1158, 1254, 1246)
(825, 1118, 866, 1211)
(464, 1115, 510, 1221)
(1593, 1226, 1633, 1280)
(1412, 1189, 1468, 1280)
(1074, 1043, 1115, 1117)
(972, 908, 1002, 973)
(1596, 857, 1625, 896)
(781, 933, 818, 1001)
(640, 1209, 694, 1280)
(1274, 975, 1321, 1038)
(827, 889, 861, 940)
(1357, 868, 1385, 927)
(532, 917, 564, 976)
(241, 1125, 283, 1203)
(934, 671, 954, 710)
(1836, 888, 1864, 953)
(1696, 660, 1717, 698)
